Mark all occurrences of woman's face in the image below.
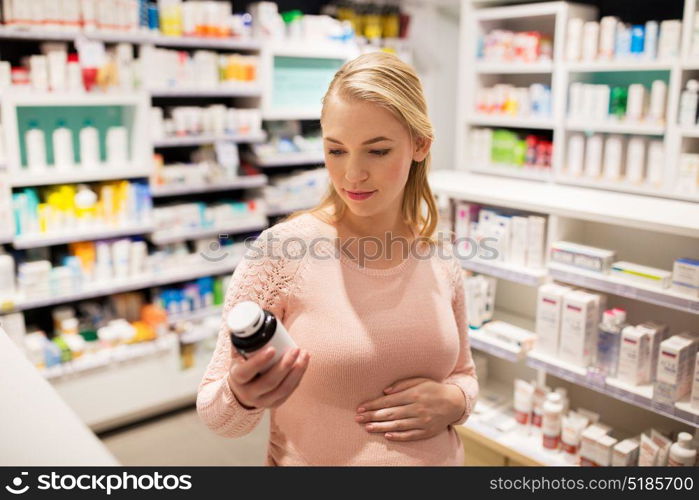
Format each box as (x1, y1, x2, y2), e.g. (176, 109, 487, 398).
(321, 95, 430, 220)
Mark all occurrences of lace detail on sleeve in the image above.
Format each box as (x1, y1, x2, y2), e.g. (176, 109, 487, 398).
(196, 220, 309, 438)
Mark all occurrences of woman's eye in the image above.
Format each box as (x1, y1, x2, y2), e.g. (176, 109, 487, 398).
(327, 149, 345, 156)
(370, 149, 391, 157)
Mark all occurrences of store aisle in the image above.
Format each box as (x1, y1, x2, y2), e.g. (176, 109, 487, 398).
(100, 407, 270, 466)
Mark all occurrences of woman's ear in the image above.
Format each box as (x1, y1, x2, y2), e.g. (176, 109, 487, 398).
(413, 136, 432, 163)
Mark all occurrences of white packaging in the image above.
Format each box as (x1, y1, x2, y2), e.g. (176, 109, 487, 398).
(559, 290, 601, 368)
(493, 215, 511, 263)
(595, 434, 618, 467)
(646, 140, 665, 187)
(483, 321, 536, 351)
(626, 84, 646, 122)
(610, 261, 672, 289)
(509, 216, 528, 266)
(541, 392, 564, 450)
(639, 433, 660, 466)
(644, 20, 659, 59)
(52, 121, 75, 170)
(569, 82, 585, 118)
(561, 412, 589, 458)
(648, 80, 667, 123)
(612, 438, 639, 466)
(567, 133, 585, 176)
(599, 17, 618, 60)
(580, 424, 610, 466)
(25, 125, 48, 171)
(654, 333, 699, 405)
(47, 49, 67, 91)
(658, 20, 682, 59)
(0, 254, 16, 299)
(594, 85, 611, 121)
(584, 134, 603, 178)
(668, 432, 697, 466)
(0, 61, 11, 89)
(625, 136, 646, 183)
(679, 80, 699, 127)
(525, 215, 546, 268)
(603, 135, 625, 180)
(692, 353, 699, 410)
(466, 277, 484, 330)
(106, 126, 128, 166)
(566, 18, 584, 61)
(651, 429, 672, 466)
(513, 379, 534, 427)
(582, 21, 600, 61)
(535, 283, 572, 356)
(636, 321, 669, 383)
(550, 241, 616, 273)
(79, 121, 100, 168)
(617, 325, 651, 385)
(672, 258, 699, 298)
(29, 55, 49, 92)
(530, 382, 550, 429)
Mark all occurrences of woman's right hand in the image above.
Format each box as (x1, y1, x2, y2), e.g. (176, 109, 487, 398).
(227, 346, 310, 410)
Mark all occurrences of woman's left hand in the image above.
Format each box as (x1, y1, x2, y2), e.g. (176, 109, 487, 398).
(355, 377, 466, 442)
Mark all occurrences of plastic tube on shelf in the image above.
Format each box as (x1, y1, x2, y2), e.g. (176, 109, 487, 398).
(582, 21, 599, 61)
(625, 137, 647, 184)
(567, 133, 585, 177)
(648, 80, 667, 124)
(646, 140, 664, 187)
(566, 18, 583, 62)
(603, 135, 625, 181)
(584, 134, 603, 178)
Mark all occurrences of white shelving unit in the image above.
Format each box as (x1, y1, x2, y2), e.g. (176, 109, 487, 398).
(148, 86, 262, 98)
(458, 257, 549, 287)
(458, 0, 699, 201)
(10, 167, 152, 187)
(13, 223, 155, 249)
(152, 131, 267, 148)
(243, 151, 325, 167)
(151, 174, 268, 198)
(149, 218, 267, 245)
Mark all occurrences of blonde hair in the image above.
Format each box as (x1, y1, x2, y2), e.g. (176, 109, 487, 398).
(285, 52, 439, 241)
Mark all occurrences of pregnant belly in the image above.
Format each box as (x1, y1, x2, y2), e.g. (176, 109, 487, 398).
(268, 402, 464, 466)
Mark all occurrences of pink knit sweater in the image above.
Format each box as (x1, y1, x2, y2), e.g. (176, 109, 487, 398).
(196, 213, 478, 466)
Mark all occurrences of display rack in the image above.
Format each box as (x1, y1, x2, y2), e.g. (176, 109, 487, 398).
(458, 0, 699, 202)
(152, 131, 267, 148)
(150, 174, 268, 197)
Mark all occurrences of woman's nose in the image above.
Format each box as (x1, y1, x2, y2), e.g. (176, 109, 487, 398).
(344, 157, 369, 183)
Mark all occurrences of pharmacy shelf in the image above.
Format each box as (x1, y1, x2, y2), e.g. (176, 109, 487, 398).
(149, 86, 262, 98)
(0, 26, 262, 51)
(261, 108, 322, 121)
(149, 218, 267, 245)
(548, 262, 699, 315)
(6, 257, 241, 312)
(12, 223, 155, 249)
(473, 1, 563, 20)
(266, 202, 317, 217)
(681, 59, 699, 70)
(469, 164, 553, 182)
(526, 350, 699, 427)
(679, 127, 699, 138)
(555, 175, 699, 203)
(268, 41, 358, 60)
(41, 336, 175, 381)
(459, 382, 572, 467)
(151, 174, 268, 197)
(468, 310, 535, 362)
(243, 151, 325, 167)
(474, 61, 553, 74)
(430, 171, 699, 238)
(565, 119, 665, 135)
(168, 305, 223, 326)
(467, 114, 554, 130)
(10, 167, 152, 187)
(153, 131, 267, 148)
(459, 256, 549, 287)
(565, 60, 675, 72)
(3, 91, 145, 107)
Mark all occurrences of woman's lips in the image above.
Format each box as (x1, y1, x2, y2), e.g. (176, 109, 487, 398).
(344, 189, 377, 201)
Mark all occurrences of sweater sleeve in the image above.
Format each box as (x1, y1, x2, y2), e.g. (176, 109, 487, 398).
(196, 223, 306, 438)
(443, 256, 479, 426)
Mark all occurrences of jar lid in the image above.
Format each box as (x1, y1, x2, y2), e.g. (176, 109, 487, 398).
(227, 301, 263, 337)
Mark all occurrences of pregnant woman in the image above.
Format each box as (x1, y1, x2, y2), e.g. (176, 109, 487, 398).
(197, 52, 478, 466)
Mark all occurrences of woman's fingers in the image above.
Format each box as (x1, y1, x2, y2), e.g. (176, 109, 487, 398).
(357, 390, 414, 413)
(230, 346, 276, 384)
(249, 348, 301, 395)
(355, 404, 417, 423)
(363, 418, 423, 433)
(255, 351, 310, 408)
(384, 429, 429, 442)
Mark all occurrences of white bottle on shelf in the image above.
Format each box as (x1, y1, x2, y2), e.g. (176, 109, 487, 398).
(668, 433, 697, 466)
(106, 126, 129, 167)
(626, 137, 647, 184)
(541, 392, 564, 450)
(52, 120, 74, 170)
(567, 133, 585, 177)
(679, 79, 699, 127)
(603, 135, 625, 180)
(79, 120, 100, 168)
(25, 121, 47, 171)
(646, 140, 665, 187)
(648, 80, 667, 124)
(584, 134, 603, 178)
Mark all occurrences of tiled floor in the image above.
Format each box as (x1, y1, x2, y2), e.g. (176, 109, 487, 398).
(100, 406, 270, 466)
